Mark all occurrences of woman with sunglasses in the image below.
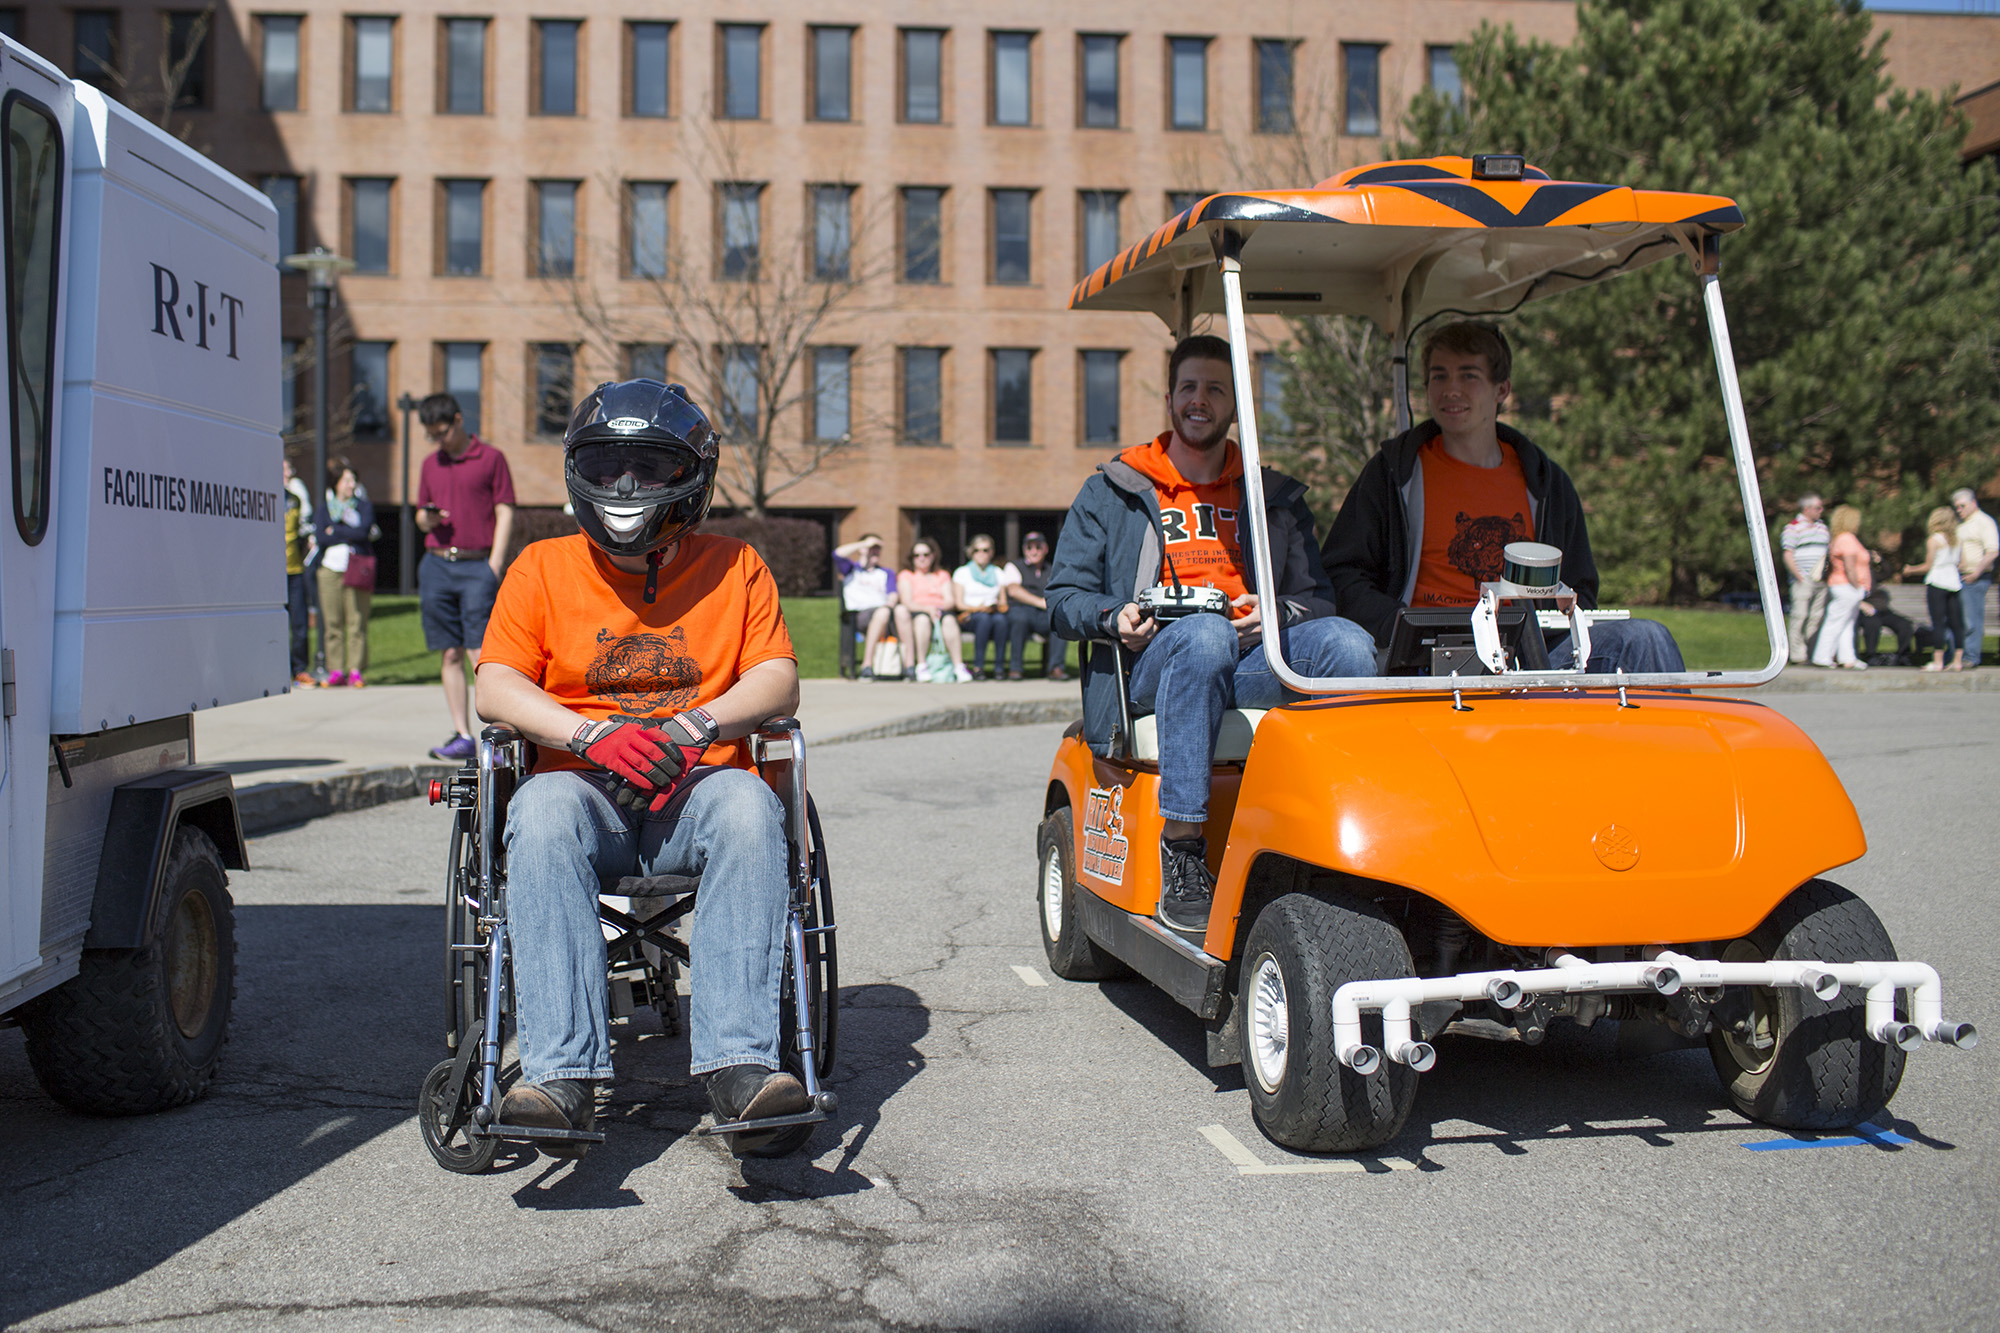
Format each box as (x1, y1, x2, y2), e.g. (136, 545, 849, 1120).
(894, 539, 971, 681)
(952, 535, 1012, 679)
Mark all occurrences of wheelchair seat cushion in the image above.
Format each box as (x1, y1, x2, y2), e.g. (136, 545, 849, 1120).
(1129, 708, 1267, 764)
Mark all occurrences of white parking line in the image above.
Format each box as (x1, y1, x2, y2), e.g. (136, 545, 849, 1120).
(1010, 965, 1048, 988)
(1199, 1124, 1418, 1176)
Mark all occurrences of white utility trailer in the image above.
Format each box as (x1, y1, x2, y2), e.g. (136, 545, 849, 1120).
(0, 37, 287, 1112)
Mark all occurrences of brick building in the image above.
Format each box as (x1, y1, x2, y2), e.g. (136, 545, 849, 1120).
(10, 0, 1997, 571)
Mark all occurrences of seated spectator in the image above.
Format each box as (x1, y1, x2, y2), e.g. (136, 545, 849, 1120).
(314, 459, 376, 687)
(834, 534, 898, 679)
(1810, 505, 1871, 670)
(1902, 505, 1965, 671)
(1855, 587, 1915, 664)
(953, 534, 1011, 679)
(895, 539, 969, 682)
(1002, 531, 1066, 681)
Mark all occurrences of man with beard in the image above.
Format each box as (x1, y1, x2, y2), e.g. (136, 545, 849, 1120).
(1047, 335, 1374, 939)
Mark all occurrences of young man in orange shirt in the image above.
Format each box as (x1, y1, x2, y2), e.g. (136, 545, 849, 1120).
(1047, 335, 1375, 937)
(1322, 321, 1682, 675)
(474, 380, 810, 1156)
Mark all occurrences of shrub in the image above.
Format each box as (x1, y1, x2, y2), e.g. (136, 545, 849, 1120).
(704, 515, 829, 596)
(502, 507, 580, 570)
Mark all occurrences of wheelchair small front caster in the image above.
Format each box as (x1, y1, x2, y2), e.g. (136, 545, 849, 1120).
(812, 1091, 838, 1114)
(419, 1059, 500, 1175)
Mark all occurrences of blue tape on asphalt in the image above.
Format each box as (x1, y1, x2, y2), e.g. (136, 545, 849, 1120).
(1743, 1123, 1913, 1151)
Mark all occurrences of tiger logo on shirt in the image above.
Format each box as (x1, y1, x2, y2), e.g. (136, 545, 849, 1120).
(1447, 511, 1529, 584)
(586, 626, 702, 716)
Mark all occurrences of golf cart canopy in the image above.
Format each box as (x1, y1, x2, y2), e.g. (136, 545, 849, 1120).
(1069, 156, 1744, 337)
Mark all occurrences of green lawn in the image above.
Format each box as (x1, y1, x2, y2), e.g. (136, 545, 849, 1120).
(1641, 608, 1773, 670)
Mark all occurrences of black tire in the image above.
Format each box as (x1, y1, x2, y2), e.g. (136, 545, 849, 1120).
(418, 1058, 500, 1174)
(21, 826, 236, 1115)
(1708, 879, 1907, 1130)
(1036, 807, 1128, 981)
(1239, 890, 1418, 1153)
(444, 814, 485, 1051)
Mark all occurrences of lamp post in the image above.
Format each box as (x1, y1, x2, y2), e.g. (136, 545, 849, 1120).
(396, 392, 418, 595)
(282, 248, 354, 678)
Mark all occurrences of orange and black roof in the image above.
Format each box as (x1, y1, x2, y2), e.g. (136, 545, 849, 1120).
(1069, 156, 1744, 331)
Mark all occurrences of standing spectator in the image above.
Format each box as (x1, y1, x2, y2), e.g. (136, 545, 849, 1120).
(415, 393, 516, 760)
(282, 456, 313, 686)
(314, 460, 377, 687)
(952, 535, 1011, 679)
(1903, 506, 1965, 672)
(1811, 505, 1871, 670)
(1780, 493, 1830, 664)
(1951, 488, 1997, 668)
(894, 538, 968, 682)
(1856, 587, 1915, 664)
(834, 534, 898, 678)
(1002, 531, 1066, 681)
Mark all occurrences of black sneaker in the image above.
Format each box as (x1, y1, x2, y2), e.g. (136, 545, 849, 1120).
(1157, 835, 1215, 937)
(500, 1078, 595, 1159)
(705, 1064, 812, 1158)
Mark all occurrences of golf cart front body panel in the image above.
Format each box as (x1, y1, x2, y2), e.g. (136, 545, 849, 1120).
(1209, 696, 1864, 953)
(1048, 733, 1241, 921)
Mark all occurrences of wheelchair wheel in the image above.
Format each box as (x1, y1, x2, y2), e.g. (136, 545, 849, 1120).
(443, 814, 486, 1051)
(419, 1058, 499, 1174)
(781, 797, 838, 1082)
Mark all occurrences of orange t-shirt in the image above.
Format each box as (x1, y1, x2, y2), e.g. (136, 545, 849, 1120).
(481, 532, 796, 773)
(1409, 439, 1536, 607)
(1120, 432, 1250, 613)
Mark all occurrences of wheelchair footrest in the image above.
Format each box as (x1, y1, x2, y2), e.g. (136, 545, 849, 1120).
(476, 1121, 609, 1144)
(697, 1108, 828, 1138)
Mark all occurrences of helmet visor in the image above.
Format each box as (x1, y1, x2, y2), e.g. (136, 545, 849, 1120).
(568, 442, 706, 501)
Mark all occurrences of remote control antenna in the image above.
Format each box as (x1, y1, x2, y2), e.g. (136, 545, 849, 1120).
(1166, 554, 1185, 594)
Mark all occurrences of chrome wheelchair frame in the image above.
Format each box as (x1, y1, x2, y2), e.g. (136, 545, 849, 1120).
(418, 717, 838, 1173)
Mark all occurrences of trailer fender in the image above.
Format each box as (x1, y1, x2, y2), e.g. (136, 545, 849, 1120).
(84, 768, 247, 950)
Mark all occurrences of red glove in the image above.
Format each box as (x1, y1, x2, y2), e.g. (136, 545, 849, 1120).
(569, 709, 719, 813)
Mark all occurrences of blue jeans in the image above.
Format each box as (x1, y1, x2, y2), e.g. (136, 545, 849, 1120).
(1547, 617, 1686, 674)
(964, 610, 1008, 673)
(502, 767, 791, 1085)
(1961, 578, 1991, 667)
(1128, 613, 1376, 823)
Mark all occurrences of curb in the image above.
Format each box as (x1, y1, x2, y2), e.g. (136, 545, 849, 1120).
(238, 763, 457, 835)
(1747, 668, 2000, 694)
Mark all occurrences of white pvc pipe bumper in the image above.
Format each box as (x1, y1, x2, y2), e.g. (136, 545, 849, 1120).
(1331, 951, 1978, 1073)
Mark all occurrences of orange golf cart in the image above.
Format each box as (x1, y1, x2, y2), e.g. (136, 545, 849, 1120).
(1036, 155, 1975, 1152)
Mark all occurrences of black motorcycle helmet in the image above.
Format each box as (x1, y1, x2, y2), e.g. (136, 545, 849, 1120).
(563, 379, 719, 560)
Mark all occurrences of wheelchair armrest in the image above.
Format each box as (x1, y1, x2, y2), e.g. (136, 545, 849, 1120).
(479, 724, 522, 745)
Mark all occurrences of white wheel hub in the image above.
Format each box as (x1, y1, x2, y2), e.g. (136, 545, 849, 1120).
(1250, 954, 1289, 1093)
(1041, 847, 1065, 942)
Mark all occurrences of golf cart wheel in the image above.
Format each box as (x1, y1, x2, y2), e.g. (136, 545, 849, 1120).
(419, 1058, 500, 1174)
(20, 827, 236, 1115)
(1240, 890, 1418, 1153)
(1708, 879, 1906, 1130)
(1036, 808, 1128, 981)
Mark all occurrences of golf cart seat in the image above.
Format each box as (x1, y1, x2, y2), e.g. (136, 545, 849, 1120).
(1130, 709, 1267, 764)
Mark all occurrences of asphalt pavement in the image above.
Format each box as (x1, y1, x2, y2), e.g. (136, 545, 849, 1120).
(2, 695, 1995, 1331)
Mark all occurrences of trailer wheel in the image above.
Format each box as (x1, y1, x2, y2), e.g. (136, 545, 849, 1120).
(1240, 890, 1417, 1153)
(20, 826, 236, 1115)
(1037, 808, 1128, 981)
(1708, 879, 1906, 1130)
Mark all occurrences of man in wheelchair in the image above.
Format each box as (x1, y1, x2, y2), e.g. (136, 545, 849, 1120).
(1321, 321, 1684, 674)
(473, 379, 811, 1156)
(1046, 335, 1376, 940)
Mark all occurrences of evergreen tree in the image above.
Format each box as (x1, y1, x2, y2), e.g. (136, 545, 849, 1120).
(1401, 0, 1999, 603)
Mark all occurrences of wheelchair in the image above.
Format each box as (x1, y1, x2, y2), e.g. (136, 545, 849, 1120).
(416, 717, 838, 1173)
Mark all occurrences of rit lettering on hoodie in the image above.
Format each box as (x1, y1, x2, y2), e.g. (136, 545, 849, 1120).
(1121, 432, 1251, 612)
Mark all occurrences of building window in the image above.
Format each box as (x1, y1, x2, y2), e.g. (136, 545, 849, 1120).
(626, 181, 670, 279)
(990, 189, 1031, 285)
(901, 28, 943, 123)
(166, 11, 213, 109)
(535, 181, 576, 278)
(901, 347, 943, 444)
(719, 24, 762, 120)
(532, 344, 573, 438)
(73, 11, 118, 87)
(990, 31, 1031, 126)
(812, 185, 852, 282)
(1256, 351, 1291, 437)
(811, 346, 851, 441)
(1079, 191, 1120, 275)
(902, 187, 943, 283)
(629, 21, 671, 117)
(262, 175, 301, 256)
(260, 16, 301, 111)
(719, 183, 761, 280)
(442, 17, 484, 114)
(1079, 33, 1119, 128)
(442, 180, 484, 276)
(991, 349, 1032, 444)
(1256, 39, 1294, 132)
(537, 20, 579, 115)
(350, 16, 393, 112)
(1169, 37, 1207, 130)
(347, 177, 391, 273)
(1081, 350, 1121, 444)
(350, 341, 390, 439)
(626, 343, 668, 381)
(1167, 190, 1205, 219)
(1428, 45, 1462, 105)
(720, 344, 759, 439)
(281, 338, 300, 428)
(811, 26, 851, 122)
(1344, 43, 1382, 136)
(440, 343, 483, 435)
